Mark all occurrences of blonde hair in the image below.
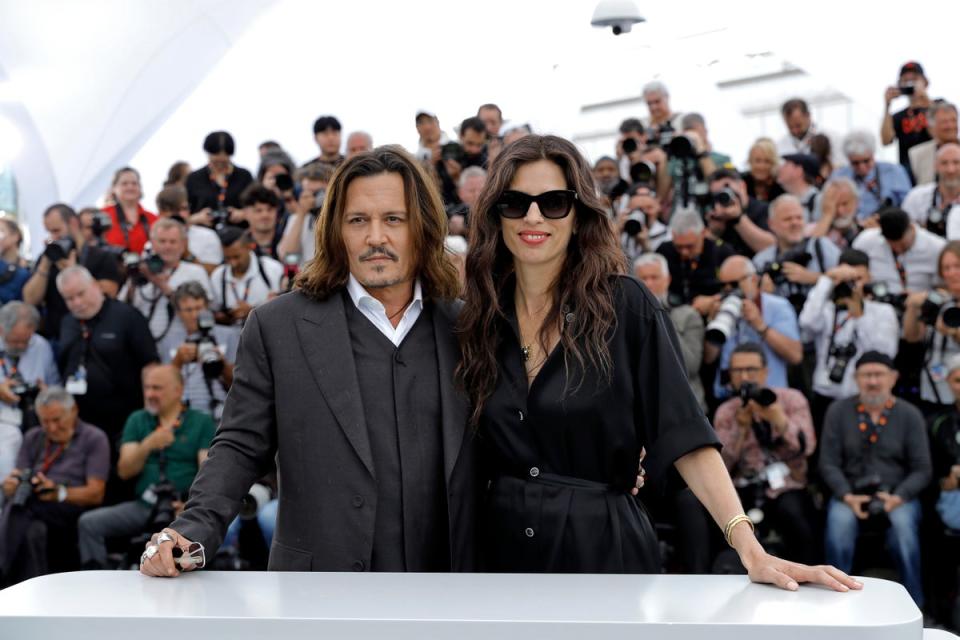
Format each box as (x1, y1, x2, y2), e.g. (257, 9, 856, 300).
(748, 138, 779, 169)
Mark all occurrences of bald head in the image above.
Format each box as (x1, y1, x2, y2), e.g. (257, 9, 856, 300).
(937, 143, 960, 191)
(718, 255, 758, 297)
(142, 364, 184, 416)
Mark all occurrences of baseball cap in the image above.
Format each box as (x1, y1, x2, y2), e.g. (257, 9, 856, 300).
(782, 153, 821, 182)
(899, 61, 925, 79)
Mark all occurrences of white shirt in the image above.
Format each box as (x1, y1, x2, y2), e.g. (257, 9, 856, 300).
(122, 261, 213, 340)
(901, 182, 960, 240)
(851, 225, 946, 294)
(158, 318, 240, 417)
(210, 252, 284, 313)
(280, 213, 317, 265)
(346, 274, 423, 347)
(188, 225, 223, 266)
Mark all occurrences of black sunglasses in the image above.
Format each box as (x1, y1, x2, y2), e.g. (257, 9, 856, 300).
(495, 190, 578, 219)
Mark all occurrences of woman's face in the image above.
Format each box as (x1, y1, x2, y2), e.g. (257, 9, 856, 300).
(113, 170, 142, 203)
(941, 250, 960, 295)
(499, 159, 576, 274)
(748, 148, 773, 181)
(208, 151, 232, 174)
(262, 164, 288, 192)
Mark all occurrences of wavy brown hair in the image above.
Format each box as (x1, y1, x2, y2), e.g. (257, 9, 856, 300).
(296, 145, 460, 301)
(457, 135, 625, 423)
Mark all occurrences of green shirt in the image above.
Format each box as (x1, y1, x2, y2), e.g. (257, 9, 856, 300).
(121, 408, 216, 501)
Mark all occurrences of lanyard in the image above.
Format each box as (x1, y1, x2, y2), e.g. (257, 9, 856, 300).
(891, 249, 908, 289)
(209, 173, 228, 208)
(0, 354, 19, 379)
(229, 278, 252, 304)
(40, 438, 69, 475)
(79, 320, 92, 369)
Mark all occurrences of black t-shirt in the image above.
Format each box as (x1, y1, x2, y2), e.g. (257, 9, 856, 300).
(185, 166, 255, 213)
(657, 237, 736, 307)
(892, 107, 932, 170)
(718, 198, 770, 259)
(37, 244, 124, 340)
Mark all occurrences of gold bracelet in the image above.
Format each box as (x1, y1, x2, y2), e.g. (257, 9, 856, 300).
(723, 514, 755, 547)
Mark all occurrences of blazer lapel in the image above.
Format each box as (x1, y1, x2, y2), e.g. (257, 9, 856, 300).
(296, 292, 375, 478)
(433, 300, 468, 483)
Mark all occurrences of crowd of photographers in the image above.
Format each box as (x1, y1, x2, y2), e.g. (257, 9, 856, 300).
(0, 59, 957, 625)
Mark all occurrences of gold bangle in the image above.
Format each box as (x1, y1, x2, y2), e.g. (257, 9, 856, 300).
(723, 514, 755, 547)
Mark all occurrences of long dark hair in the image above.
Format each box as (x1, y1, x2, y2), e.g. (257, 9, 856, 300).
(296, 145, 460, 301)
(457, 135, 625, 424)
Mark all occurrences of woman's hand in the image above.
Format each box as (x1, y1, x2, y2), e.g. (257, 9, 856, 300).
(740, 547, 863, 592)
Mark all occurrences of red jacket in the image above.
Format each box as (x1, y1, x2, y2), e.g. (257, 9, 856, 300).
(101, 204, 157, 254)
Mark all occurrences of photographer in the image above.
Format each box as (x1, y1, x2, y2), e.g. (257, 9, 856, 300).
(667, 112, 731, 208)
(901, 143, 960, 238)
(832, 131, 912, 219)
(799, 249, 899, 431)
(240, 183, 283, 258)
(77, 364, 214, 570)
(0, 302, 60, 436)
(776, 153, 822, 222)
(155, 185, 222, 274)
(302, 115, 344, 168)
(185, 131, 254, 218)
(100, 167, 157, 255)
(436, 117, 488, 205)
(618, 184, 671, 261)
(210, 227, 283, 331)
(852, 207, 945, 294)
(881, 61, 932, 179)
(903, 242, 960, 414)
(277, 162, 333, 266)
(712, 343, 818, 564)
(594, 155, 627, 215)
(446, 166, 486, 237)
(656, 208, 734, 314)
(121, 218, 213, 342)
(809, 177, 866, 250)
(0, 387, 109, 585)
(930, 354, 960, 531)
(22, 204, 123, 343)
(704, 168, 775, 258)
(908, 101, 958, 186)
(820, 351, 931, 607)
(158, 282, 237, 419)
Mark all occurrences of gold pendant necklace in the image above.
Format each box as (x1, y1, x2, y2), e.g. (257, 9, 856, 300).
(521, 344, 531, 361)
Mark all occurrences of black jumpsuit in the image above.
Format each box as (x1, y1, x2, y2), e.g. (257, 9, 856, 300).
(480, 276, 720, 572)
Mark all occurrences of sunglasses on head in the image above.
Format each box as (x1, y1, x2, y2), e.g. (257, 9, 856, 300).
(495, 190, 578, 219)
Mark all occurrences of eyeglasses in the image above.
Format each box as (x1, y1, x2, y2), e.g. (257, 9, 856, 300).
(849, 157, 873, 167)
(495, 190, 578, 219)
(729, 366, 762, 376)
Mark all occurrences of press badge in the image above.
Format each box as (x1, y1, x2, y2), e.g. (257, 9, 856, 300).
(141, 485, 158, 505)
(66, 365, 88, 396)
(930, 363, 947, 383)
(765, 462, 790, 491)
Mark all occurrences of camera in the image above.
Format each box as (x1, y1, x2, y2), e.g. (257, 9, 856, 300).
(43, 237, 76, 263)
(852, 474, 889, 519)
(621, 137, 639, 155)
(705, 292, 743, 345)
(10, 374, 41, 430)
(920, 290, 960, 328)
(763, 247, 813, 287)
(239, 482, 272, 520)
(273, 173, 294, 193)
(623, 210, 646, 237)
(124, 249, 165, 287)
(899, 84, 915, 96)
(828, 341, 858, 384)
(89, 211, 113, 238)
(10, 467, 36, 507)
(211, 208, 231, 231)
(187, 310, 223, 379)
(712, 187, 739, 209)
(666, 134, 696, 160)
(629, 160, 656, 187)
(590, 0, 644, 35)
(738, 381, 777, 408)
(862, 281, 907, 311)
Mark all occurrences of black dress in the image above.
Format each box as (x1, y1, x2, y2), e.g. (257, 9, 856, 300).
(479, 276, 720, 573)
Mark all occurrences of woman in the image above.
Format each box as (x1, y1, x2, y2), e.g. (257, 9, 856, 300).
(101, 167, 157, 254)
(459, 135, 858, 590)
(741, 138, 784, 203)
(0, 218, 28, 268)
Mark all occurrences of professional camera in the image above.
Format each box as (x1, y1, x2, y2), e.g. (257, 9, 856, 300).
(828, 341, 859, 384)
(441, 142, 465, 164)
(10, 467, 36, 507)
(10, 374, 41, 430)
(210, 208, 231, 231)
(629, 160, 656, 187)
(705, 292, 743, 345)
(187, 310, 223, 379)
(763, 247, 813, 287)
(738, 381, 777, 408)
(623, 209, 646, 237)
(899, 83, 915, 96)
(862, 281, 907, 312)
(712, 187, 739, 209)
(150, 452, 180, 530)
(123, 249, 165, 287)
(89, 211, 113, 238)
(852, 474, 888, 519)
(238, 482, 272, 520)
(43, 237, 76, 263)
(621, 137, 640, 155)
(665, 134, 697, 160)
(919, 290, 960, 328)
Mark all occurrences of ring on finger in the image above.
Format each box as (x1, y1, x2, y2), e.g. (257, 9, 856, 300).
(157, 532, 175, 545)
(145, 544, 159, 560)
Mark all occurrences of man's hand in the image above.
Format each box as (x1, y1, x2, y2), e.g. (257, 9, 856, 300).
(230, 301, 254, 323)
(842, 494, 871, 520)
(826, 264, 860, 284)
(876, 491, 904, 513)
(1, 471, 20, 498)
(54, 249, 78, 272)
(755, 402, 788, 437)
(173, 343, 198, 366)
(189, 209, 214, 227)
(904, 291, 928, 313)
(0, 379, 20, 405)
(782, 262, 820, 286)
(32, 471, 58, 502)
(145, 425, 176, 452)
(140, 527, 200, 578)
(884, 86, 901, 107)
(693, 294, 720, 318)
(741, 298, 764, 333)
(228, 207, 245, 224)
(735, 404, 754, 434)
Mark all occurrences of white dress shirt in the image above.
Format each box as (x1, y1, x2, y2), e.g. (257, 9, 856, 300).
(851, 225, 946, 294)
(346, 274, 423, 347)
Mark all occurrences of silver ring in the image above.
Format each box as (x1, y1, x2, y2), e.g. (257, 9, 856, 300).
(139, 551, 149, 566)
(145, 544, 159, 559)
(157, 532, 175, 545)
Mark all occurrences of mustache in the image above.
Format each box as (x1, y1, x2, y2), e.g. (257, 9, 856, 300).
(359, 247, 398, 262)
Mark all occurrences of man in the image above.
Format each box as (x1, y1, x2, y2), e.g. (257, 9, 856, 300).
(901, 142, 960, 238)
(820, 351, 931, 607)
(657, 207, 735, 314)
(155, 185, 223, 273)
(633, 252, 705, 410)
(705, 255, 803, 397)
(436, 117, 488, 205)
(929, 354, 960, 531)
(798, 249, 899, 431)
(346, 131, 374, 159)
(121, 218, 213, 341)
(447, 167, 486, 237)
(616, 118, 646, 164)
(713, 343, 817, 564)
(22, 204, 123, 342)
(909, 101, 959, 186)
(140, 145, 473, 577)
(239, 183, 283, 258)
(57, 266, 158, 443)
(0, 386, 109, 585)
(669, 113, 732, 208)
(810, 178, 863, 249)
(77, 364, 215, 569)
(303, 115, 344, 168)
(881, 61, 932, 179)
(642, 81, 682, 140)
(157, 282, 237, 420)
(704, 168, 776, 258)
(477, 103, 503, 138)
(832, 131, 912, 219)
(0, 302, 60, 438)
(776, 99, 837, 161)
(618, 184, 671, 260)
(753, 194, 841, 313)
(278, 162, 334, 267)
(210, 226, 283, 330)
(414, 110, 449, 165)
(852, 207, 946, 294)
(777, 153, 822, 222)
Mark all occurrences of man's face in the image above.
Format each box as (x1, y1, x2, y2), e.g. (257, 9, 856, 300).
(151, 226, 186, 266)
(855, 363, 898, 404)
(37, 402, 79, 444)
(936, 145, 960, 190)
(847, 153, 875, 180)
(176, 296, 207, 334)
(941, 250, 960, 296)
(208, 152, 231, 174)
(785, 109, 811, 139)
(416, 116, 440, 144)
(247, 203, 278, 235)
(341, 172, 415, 291)
(933, 109, 959, 144)
(776, 160, 802, 187)
(346, 134, 372, 158)
(223, 240, 253, 275)
(43, 212, 69, 242)
(594, 159, 619, 187)
(672, 230, 704, 261)
(627, 188, 660, 220)
(316, 128, 342, 157)
(634, 263, 670, 298)
(728, 352, 768, 391)
(707, 178, 745, 218)
(78, 212, 96, 243)
(143, 367, 183, 416)
(3, 322, 34, 357)
(60, 276, 104, 320)
(644, 91, 670, 122)
(829, 187, 859, 228)
(478, 107, 502, 137)
(718, 259, 758, 298)
(460, 129, 487, 158)
(887, 225, 916, 255)
(769, 201, 806, 246)
(457, 175, 486, 209)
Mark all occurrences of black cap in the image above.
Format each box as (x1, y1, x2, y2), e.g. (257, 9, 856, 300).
(856, 350, 895, 371)
(782, 153, 821, 182)
(899, 61, 925, 79)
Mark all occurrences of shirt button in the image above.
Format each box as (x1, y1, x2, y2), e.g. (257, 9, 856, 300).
(518, 410, 525, 422)
(529, 467, 540, 478)
(352, 495, 364, 508)
(352, 560, 365, 571)
(525, 527, 535, 538)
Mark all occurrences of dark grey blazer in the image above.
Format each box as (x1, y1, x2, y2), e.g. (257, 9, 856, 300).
(171, 289, 476, 571)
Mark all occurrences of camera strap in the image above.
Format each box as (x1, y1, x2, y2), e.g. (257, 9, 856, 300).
(890, 247, 909, 289)
(921, 326, 949, 405)
(827, 307, 856, 361)
(811, 237, 826, 274)
(116, 206, 150, 251)
(0, 353, 19, 379)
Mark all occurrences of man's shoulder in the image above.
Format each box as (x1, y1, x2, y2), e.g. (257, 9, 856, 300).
(752, 244, 776, 266)
(908, 139, 935, 159)
(76, 420, 110, 448)
(183, 408, 216, 431)
(251, 289, 336, 326)
(914, 225, 948, 253)
(851, 227, 882, 249)
(176, 261, 211, 280)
